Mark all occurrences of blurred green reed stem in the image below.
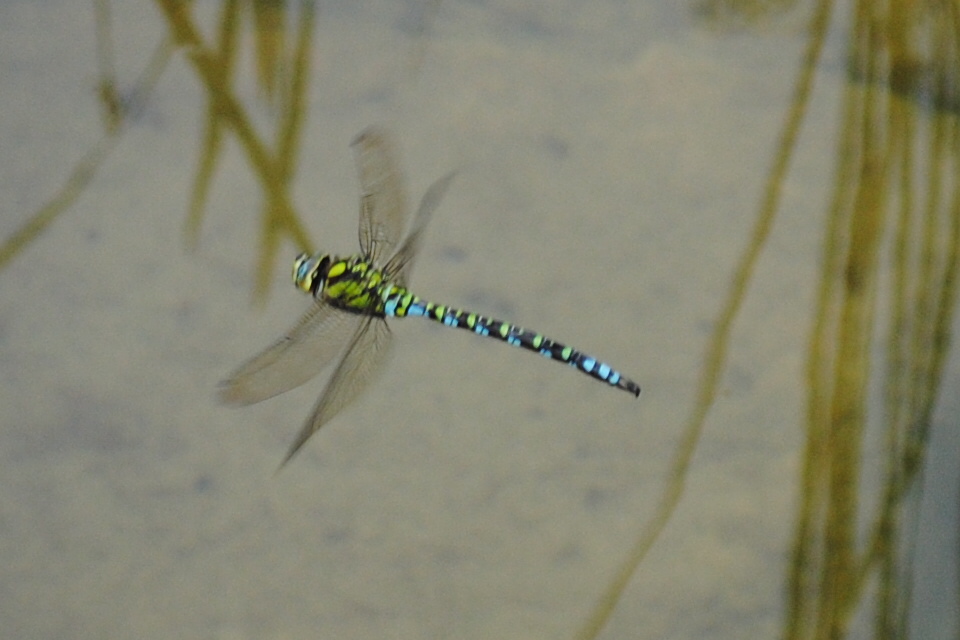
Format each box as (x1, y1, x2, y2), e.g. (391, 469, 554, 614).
(158, 0, 315, 302)
(574, 2, 834, 638)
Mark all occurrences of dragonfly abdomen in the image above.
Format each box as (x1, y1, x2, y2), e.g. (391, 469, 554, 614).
(381, 285, 640, 396)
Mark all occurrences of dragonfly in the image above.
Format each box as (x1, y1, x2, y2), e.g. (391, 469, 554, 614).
(219, 126, 640, 466)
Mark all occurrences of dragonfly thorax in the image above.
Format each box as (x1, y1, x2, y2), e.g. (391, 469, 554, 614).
(293, 252, 389, 315)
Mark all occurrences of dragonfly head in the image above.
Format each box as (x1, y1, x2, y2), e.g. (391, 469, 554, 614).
(293, 253, 331, 295)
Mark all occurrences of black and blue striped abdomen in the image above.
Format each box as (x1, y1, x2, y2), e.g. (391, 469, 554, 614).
(380, 286, 640, 397)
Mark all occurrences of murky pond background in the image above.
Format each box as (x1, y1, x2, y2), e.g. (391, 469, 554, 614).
(1, 1, 957, 638)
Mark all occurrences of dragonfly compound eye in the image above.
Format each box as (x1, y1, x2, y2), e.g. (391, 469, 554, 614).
(293, 254, 329, 294)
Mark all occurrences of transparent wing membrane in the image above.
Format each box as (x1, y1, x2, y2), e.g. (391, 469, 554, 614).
(218, 303, 361, 405)
(352, 126, 410, 264)
(280, 316, 393, 466)
(385, 171, 456, 286)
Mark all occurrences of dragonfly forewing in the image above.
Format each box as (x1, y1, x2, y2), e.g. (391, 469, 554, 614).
(352, 126, 410, 264)
(218, 302, 361, 406)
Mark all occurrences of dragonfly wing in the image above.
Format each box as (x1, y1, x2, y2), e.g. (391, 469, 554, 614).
(280, 316, 393, 466)
(386, 171, 456, 286)
(352, 126, 410, 263)
(218, 302, 359, 406)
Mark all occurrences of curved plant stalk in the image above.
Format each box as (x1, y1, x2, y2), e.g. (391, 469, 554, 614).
(574, 2, 834, 638)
